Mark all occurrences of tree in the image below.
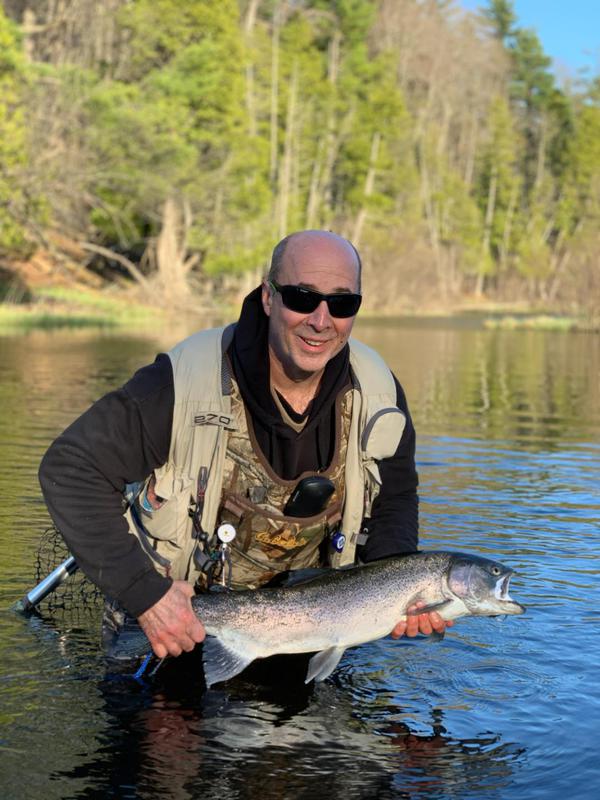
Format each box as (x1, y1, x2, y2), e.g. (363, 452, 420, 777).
(0, 8, 35, 253)
(481, 0, 516, 42)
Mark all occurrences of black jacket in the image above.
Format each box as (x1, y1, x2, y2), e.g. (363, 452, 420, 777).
(39, 290, 419, 617)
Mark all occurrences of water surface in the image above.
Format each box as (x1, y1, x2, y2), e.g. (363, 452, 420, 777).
(1, 319, 598, 799)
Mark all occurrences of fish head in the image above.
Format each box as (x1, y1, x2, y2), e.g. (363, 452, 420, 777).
(446, 554, 525, 616)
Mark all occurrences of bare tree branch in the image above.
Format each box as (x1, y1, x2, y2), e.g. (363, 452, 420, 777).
(80, 242, 150, 289)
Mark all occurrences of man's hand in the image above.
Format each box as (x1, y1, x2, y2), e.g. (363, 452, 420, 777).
(390, 601, 454, 639)
(138, 580, 205, 658)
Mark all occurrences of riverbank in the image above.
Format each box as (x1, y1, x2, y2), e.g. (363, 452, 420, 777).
(1, 254, 597, 333)
(4, 290, 596, 334)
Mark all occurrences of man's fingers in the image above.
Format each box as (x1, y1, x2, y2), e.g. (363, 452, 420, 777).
(428, 612, 452, 634)
(147, 630, 194, 658)
(391, 621, 407, 639)
(151, 641, 168, 659)
(417, 613, 433, 636)
(405, 614, 420, 637)
(138, 581, 206, 659)
(188, 617, 206, 644)
(391, 608, 454, 639)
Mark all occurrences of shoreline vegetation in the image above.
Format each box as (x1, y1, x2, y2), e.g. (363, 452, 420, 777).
(0, 2, 598, 330)
(1, 271, 596, 334)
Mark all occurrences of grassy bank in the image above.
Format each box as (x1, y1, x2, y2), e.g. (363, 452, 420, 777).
(0, 286, 167, 331)
(482, 314, 599, 332)
(2, 284, 597, 334)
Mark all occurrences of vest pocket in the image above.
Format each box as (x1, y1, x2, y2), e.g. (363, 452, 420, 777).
(361, 407, 406, 459)
(126, 472, 197, 580)
(218, 493, 341, 587)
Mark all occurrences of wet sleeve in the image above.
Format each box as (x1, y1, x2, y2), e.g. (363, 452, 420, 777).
(357, 375, 419, 562)
(38, 354, 174, 617)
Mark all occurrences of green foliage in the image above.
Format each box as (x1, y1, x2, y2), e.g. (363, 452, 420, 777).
(0, 9, 29, 252)
(0, 0, 598, 310)
(481, 0, 517, 41)
(477, 95, 522, 261)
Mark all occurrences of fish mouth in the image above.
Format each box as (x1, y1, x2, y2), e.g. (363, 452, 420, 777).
(495, 573, 512, 601)
(494, 572, 525, 613)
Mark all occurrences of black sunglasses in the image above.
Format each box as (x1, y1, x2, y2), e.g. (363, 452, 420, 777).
(269, 280, 362, 319)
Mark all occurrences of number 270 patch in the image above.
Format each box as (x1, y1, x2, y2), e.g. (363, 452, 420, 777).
(193, 412, 235, 429)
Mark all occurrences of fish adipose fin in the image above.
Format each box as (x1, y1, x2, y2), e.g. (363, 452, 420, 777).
(305, 646, 347, 684)
(202, 636, 255, 688)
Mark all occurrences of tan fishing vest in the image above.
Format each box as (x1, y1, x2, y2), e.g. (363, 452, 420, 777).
(215, 379, 352, 588)
(125, 324, 407, 589)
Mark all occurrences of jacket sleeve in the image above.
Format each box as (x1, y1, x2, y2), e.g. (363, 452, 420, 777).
(357, 375, 419, 562)
(38, 354, 174, 618)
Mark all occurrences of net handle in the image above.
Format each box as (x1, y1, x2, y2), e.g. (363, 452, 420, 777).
(13, 556, 79, 614)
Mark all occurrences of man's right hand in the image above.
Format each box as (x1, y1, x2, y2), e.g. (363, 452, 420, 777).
(137, 580, 205, 658)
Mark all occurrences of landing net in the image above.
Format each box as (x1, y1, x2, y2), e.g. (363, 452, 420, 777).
(34, 525, 103, 619)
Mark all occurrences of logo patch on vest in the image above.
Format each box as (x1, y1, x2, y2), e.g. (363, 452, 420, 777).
(193, 412, 236, 430)
(255, 528, 308, 552)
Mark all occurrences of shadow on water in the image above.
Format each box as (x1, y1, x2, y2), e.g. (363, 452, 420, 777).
(33, 642, 523, 800)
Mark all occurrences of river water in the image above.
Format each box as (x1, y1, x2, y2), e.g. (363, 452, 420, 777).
(0, 316, 598, 799)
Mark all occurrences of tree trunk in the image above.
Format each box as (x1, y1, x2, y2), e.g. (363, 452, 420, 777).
(476, 164, 498, 297)
(269, 3, 281, 189)
(243, 0, 261, 138)
(155, 197, 198, 304)
(417, 142, 446, 301)
(277, 61, 298, 238)
(352, 131, 381, 247)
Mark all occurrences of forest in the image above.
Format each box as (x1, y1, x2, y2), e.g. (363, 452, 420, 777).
(0, 0, 598, 315)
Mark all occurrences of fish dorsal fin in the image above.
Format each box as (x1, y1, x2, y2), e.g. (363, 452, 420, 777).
(305, 646, 347, 684)
(264, 567, 333, 589)
(202, 636, 255, 688)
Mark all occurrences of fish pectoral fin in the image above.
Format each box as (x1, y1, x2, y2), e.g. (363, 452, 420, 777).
(407, 599, 452, 616)
(305, 646, 347, 684)
(201, 636, 255, 688)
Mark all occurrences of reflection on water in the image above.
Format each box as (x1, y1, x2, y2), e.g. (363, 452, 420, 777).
(45, 658, 524, 800)
(1, 321, 599, 800)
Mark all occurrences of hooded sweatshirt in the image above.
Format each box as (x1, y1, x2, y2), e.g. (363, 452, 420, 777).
(39, 288, 418, 617)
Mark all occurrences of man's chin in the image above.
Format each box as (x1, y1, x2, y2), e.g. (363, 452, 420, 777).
(276, 359, 322, 385)
(289, 349, 331, 378)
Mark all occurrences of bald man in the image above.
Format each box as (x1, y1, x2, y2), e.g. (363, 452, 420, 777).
(40, 230, 449, 666)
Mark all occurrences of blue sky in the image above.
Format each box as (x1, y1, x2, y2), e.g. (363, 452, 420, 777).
(459, 0, 600, 77)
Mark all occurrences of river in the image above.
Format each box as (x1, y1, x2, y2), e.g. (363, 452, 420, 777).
(0, 316, 599, 800)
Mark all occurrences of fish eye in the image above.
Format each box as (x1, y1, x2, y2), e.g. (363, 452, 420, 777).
(491, 566, 501, 576)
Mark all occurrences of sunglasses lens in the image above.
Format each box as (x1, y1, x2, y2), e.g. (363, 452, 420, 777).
(280, 286, 320, 313)
(276, 284, 361, 318)
(327, 294, 362, 318)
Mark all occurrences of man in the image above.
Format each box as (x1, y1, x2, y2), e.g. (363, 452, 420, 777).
(39, 230, 449, 664)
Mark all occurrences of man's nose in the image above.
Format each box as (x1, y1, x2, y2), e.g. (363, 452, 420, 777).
(306, 300, 332, 328)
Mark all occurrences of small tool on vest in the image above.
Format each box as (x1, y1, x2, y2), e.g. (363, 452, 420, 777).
(216, 523, 236, 588)
(190, 466, 220, 584)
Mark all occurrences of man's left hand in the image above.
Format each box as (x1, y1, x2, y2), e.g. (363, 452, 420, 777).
(390, 601, 454, 639)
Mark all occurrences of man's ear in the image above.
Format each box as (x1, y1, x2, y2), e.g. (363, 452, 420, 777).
(261, 281, 272, 317)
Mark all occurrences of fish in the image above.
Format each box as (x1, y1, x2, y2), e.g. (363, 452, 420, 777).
(110, 551, 525, 688)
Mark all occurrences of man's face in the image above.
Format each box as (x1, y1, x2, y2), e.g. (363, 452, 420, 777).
(261, 233, 361, 382)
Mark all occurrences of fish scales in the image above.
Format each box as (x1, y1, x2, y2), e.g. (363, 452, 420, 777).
(109, 551, 525, 687)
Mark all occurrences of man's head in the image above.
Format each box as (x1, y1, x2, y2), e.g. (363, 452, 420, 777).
(261, 230, 362, 383)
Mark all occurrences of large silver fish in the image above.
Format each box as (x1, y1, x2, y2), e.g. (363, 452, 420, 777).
(111, 551, 525, 687)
